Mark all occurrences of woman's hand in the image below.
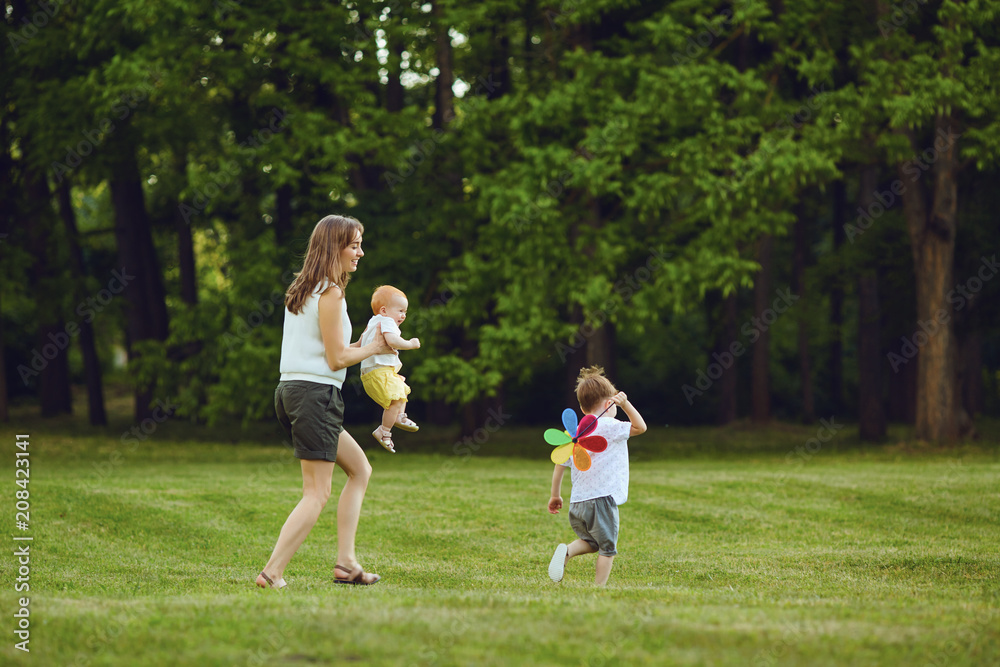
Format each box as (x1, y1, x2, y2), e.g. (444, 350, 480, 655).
(370, 322, 394, 356)
(320, 286, 392, 370)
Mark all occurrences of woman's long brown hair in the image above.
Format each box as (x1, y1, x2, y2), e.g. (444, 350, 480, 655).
(285, 215, 364, 315)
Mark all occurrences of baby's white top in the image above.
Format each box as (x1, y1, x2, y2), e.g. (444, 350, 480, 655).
(560, 417, 632, 505)
(279, 281, 351, 388)
(360, 314, 402, 375)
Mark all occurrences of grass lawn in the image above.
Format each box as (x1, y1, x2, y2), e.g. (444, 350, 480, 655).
(1, 410, 998, 666)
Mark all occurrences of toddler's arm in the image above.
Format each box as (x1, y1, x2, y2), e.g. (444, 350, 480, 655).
(384, 332, 420, 350)
(612, 391, 647, 437)
(548, 465, 566, 514)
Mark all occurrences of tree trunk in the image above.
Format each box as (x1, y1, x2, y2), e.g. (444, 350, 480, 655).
(175, 157, 199, 306)
(0, 304, 6, 422)
(793, 208, 814, 423)
(37, 322, 73, 417)
(960, 328, 983, 417)
(887, 352, 917, 423)
(385, 32, 404, 113)
(425, 399, 453, 427)
(586, 322, 616, 382)
(110, 150, 170, 421)
(955, 327, 979, 438)
(57, 181, 107, 426)
(716, 292, 738, 425)
(460, 390, 505, 441)
(176, 205, 198, 306)
(0, 290, 7, 421)
(0, 73, 10, 422)
(858, 271, 886, 440)
(488, 22, 511, 101)
(431, 0, 455, 129)
(898, 117, 961, 441)
(522, 0, 537, 78)
(856, 168, 886, 441)
(751, 235, 773, 422)
(564, 305, 588, 410)
(829, 179, 846, 414)
(25, 166, 73, 417)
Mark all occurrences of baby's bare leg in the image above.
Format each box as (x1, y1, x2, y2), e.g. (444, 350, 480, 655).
(381, 400, 405, 431)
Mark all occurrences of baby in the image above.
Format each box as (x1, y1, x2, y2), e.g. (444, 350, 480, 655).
(359, 285, 420, 452)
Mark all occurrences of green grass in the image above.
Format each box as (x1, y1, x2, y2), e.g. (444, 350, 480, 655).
(1, 413, 998, 666)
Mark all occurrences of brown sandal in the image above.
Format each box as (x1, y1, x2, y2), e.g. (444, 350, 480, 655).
(255, 571, 287, 589)
(334, 563, 381, 586)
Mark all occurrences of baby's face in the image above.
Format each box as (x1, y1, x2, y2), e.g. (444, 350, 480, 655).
(381, 296, 408, 326)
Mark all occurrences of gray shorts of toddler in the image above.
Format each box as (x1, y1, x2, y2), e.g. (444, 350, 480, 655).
(568, 495, 620, 557)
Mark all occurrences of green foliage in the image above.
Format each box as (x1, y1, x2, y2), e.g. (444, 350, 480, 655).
(4, 0, 1000, 424)
(127, 232, 290, 424)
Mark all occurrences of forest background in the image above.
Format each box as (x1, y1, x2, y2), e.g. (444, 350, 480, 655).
(3, 0, 1000, 444)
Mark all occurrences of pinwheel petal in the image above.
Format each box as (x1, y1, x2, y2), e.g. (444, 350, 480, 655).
(550, 443, 573, 464)
(577, 414, 599, 439)
(577, 435, 607, 452)
(573, 446, 592, 471)
(544, 429, 572, 446)
(561, 408, 578, 437)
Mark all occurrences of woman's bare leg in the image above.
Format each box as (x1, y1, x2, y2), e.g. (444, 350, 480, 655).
(258, 459, 335, 584)
(333, 429, 377, 581)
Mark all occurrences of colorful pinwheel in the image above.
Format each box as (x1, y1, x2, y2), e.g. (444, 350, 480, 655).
(544, 408, 608, 471)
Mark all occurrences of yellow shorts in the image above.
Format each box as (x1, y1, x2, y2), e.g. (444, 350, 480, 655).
(361, 367, 411, 409)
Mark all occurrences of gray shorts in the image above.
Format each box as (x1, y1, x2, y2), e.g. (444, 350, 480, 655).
(274, 380, 344, 462)
(569, 495, 620, 557)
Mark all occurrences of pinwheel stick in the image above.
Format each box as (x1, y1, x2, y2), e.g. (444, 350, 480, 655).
(573, 402, 614, 442)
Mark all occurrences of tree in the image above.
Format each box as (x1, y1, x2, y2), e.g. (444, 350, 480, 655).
(852, 0, 1000, 440)
(856, 166, 886, 440)
(413, 1, 839, 410)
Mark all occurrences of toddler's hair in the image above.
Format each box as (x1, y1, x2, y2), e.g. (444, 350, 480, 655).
(576, 365, 618, 413)
(371, 285, 407, 314)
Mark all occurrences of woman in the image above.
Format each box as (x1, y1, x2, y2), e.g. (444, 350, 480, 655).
(256, 214, 392, 588)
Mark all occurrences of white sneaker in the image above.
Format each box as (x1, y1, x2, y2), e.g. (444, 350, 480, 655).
(548, 544, 568, 582)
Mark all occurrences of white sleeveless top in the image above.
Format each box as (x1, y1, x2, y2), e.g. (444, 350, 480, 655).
(279, 281, 352, 388)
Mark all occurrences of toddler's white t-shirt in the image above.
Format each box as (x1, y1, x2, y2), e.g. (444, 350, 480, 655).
(561, 416, 632, 505)
(360, 314, 402, 375)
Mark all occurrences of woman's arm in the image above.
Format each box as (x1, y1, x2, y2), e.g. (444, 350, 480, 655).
(318, 286, 392, 371)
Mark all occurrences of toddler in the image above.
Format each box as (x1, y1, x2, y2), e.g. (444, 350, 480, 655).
(359, 285, 420, 452)
(546, 366, 647, 586)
